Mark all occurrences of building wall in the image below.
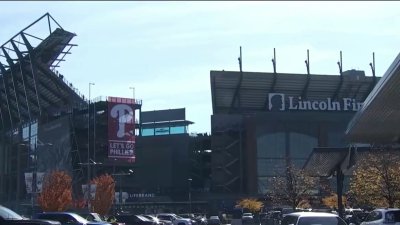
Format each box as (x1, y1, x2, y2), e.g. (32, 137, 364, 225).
(247, 111, 355, 195)
(134, 134, 191, 195)
(211, 110, 357, 195)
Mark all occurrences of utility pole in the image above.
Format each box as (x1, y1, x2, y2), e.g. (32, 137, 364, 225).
(112, 170, 133, 212)
(188, 178, 192, 214)
(87, 82, 95, 211)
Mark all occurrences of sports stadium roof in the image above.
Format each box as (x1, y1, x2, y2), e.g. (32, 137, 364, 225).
(210, 70, 378, 114)
(0, 13, 86, 131)
(346, 52, 400, 144)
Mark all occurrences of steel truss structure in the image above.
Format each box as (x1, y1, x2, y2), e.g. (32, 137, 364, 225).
(0, 13, 86, 210)
(0, 13, 85, 132)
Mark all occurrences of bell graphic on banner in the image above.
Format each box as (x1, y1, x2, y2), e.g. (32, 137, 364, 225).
(24, 173, 33, 194)
(36, 172, 45, 193)
(82, 184, 97, 200)
(114, 192, 129, 203)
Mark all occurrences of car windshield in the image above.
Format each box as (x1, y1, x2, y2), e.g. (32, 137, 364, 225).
(0, 205, 24, 220)
(385, 211, 400, 222)
(298, 217, 346, 225)
(67, 213, 88, 224)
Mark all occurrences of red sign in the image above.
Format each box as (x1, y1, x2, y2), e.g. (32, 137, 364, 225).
(108, 97, 135, 162)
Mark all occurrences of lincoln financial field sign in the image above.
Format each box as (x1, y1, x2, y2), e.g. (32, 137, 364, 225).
(268, 93, 363, 112)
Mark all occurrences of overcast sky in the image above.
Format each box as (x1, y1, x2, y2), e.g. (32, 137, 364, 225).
(1, 1, 399, 133)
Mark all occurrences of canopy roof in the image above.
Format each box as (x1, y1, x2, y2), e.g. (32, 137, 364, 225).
(210, 70, 377, 114)
(346, 52, 400, 144)
(303, 147, 372, 176)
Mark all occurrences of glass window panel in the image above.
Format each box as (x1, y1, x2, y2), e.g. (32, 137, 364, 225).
(258, 177, 276, 194)
(289, 132, 317, 159)
(155, 127, 169, 135)
(257, 132, 285, 158)
(170, 126, 185, 134)
(291, 159, 307, 169)
(258, 159, 286, 176)
(31, 122, 38, 136)
(22, 126, 29, 140)
(141, 128, 154, 136)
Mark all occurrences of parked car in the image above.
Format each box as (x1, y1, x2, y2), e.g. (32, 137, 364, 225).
(360, 208, 400, 225)
(281, 208, 296, 218)
(34, 212, 111, 225)
(242, 213, 253, 219)
(80, 213, 125, 225)
(281, 212, 346, 225)
(142, 214, 172, 225)
(115, 214, 156, 225)
(0, 205, 61, 225)
(207, 216, 220, 225)
(156, 214, 192, 225)
(178, 214, 198, 225)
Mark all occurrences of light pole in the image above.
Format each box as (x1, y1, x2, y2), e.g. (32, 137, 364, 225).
(88, 82, 95, 211)
(188, 178, 192, 214)
(129, 87, 135, 100)
(22, 141, 52, 213)
(79, 159, 102, 211)
(112, 169, 133, 212)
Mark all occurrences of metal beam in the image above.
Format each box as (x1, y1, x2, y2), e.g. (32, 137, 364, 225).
(301, 49, 311, 98)
(11, 40, 32, 122)
(365, 52, 377, 100)
(229, 47, 244, 113)
(332, 51, 343, 101)
(2, 47, 22, 124)
(1, 13, 51, 49)
(0, 63, 14, 130)
(264, 48, 277, 110)
(21, 33, 42, 115)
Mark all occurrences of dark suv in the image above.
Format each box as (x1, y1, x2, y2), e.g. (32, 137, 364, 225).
(0, 205, 60, 225)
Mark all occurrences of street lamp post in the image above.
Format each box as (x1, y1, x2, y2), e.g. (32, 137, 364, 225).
(25, 141, 52, 213)
(129, 87, 135, 100)
(188, 178, 192, 214)
(112, 170, 133, 212)
(87, 82, 95, 211)
(79, 159, 102, 211)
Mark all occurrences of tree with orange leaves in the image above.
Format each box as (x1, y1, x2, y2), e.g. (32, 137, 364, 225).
(91, 174, 115, 216)
(322, 193, 347, 209)
(236, 198, 264, 214)
(37, 170, 73, 212)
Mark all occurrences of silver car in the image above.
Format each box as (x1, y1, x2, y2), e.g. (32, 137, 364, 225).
(281, 212, 346, 225)
(361, 208, 400, 225)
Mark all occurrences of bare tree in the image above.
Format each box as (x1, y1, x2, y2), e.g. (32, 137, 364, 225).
(270, 164, 317, 210)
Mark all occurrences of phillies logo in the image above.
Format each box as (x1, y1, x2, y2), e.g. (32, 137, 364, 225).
(110, 104, 134, 138)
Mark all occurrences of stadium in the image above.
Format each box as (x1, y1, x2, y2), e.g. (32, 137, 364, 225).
(3, 13, 398, 216)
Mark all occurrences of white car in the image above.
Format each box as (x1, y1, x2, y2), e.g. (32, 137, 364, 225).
(208, 216, 221, 225)
(242, 213, 253, 219)
(361, 208, 400, 225)
(281, 212, 346, 225)
(157, 213, 192, 225)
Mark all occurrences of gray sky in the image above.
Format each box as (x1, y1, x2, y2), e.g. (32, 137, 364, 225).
(1, 1, 399, 133)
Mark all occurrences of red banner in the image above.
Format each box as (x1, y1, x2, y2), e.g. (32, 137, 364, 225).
(108, 97, 135, 162)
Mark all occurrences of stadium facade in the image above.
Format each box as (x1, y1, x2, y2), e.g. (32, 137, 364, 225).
(0, 13, 211, 215)
(0, 13, 383, 215)
(209, 69, 379, 197)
